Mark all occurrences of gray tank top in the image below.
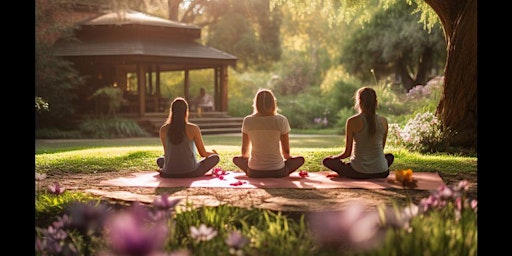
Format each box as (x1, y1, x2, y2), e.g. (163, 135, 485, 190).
(350, 114, 388, 173)
(162, 134, 198, 174)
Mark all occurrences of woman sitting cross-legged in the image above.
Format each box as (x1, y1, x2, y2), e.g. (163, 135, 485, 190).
(156, 97, 220, 178)
(323, 87, 394, 179)
(232, 88, 305, 178)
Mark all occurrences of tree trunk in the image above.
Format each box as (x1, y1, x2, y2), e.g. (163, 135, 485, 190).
(415, 46, 433, 85)
(168, 0, 181, 21)
(396, 57, 415, 91)
(425, 0, 477, 147)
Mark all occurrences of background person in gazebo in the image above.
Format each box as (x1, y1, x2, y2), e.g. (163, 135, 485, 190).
(192, 87, 214, 112)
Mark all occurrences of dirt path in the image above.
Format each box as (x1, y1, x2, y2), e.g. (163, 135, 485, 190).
(38, 171, 477, 213)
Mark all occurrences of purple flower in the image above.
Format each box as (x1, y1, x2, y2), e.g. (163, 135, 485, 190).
(190, 224, 218, 242)
(66, 201, 110, 235)
(48, 182, 65, 195)
(308, 201, 387, 251)
(226, 230, 249, 250)
(153, 193, 182, 211)
(104, 202, 169, 256)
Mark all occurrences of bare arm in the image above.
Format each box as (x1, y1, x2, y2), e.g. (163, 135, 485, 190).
(331, 116, 362, 160)
(241, 133, 250, 158)
(159, 124, 168, 154)
(280, 133, 291, 159)
(189, 124, 217, 157)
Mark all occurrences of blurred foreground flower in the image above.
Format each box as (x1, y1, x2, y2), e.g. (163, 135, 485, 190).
(390, 169, 417, 188)
(395, 169, 413, 183)
(308, 201, 385, 251)
(48, 182, 66, 195)
(153, 193, 182, 211)
(104, 202, 169, 256)
(190, 224, 218, 242)
(226, 230, 249, 255)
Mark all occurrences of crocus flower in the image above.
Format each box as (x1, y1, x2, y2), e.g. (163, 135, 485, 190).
(104, 202, 169, 256)
(48, 182, 66, 195)
(190, 224, 218, 242)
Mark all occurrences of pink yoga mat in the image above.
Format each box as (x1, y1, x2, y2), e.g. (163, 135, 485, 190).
(100, 171, 445, 190)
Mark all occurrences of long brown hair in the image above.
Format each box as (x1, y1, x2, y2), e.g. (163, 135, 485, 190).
(165, 97, 189, 144)
(252, 89, 277, 115)
(355, 87, 378, 137)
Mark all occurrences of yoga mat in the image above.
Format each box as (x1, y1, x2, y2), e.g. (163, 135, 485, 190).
(100, 171, 445, 190)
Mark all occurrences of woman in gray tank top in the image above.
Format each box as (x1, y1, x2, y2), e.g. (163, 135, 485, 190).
(322, 87, 394, 179)
(156, 97, 220, 178)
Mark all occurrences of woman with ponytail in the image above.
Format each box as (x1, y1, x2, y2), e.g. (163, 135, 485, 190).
(323, 87, 394, 179)
(156, 97, 219, 178)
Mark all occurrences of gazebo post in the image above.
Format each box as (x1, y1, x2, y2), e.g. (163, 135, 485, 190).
(137, 64, 146, 116)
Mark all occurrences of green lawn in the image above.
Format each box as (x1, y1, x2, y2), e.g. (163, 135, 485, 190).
(35, 134, 477, 176)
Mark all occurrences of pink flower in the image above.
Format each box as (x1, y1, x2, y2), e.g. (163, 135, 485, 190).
(48, 182, 65, 195)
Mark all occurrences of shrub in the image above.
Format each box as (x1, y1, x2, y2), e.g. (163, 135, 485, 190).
(79, 117, 150, 138)
(389, 111, 455, 153)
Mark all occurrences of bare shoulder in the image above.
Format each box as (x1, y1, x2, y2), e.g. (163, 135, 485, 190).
(347, 114, 363, 124)
(186, 122, 201, 134)
(378, 115, 388, 125)
(159, 123, 169, 133)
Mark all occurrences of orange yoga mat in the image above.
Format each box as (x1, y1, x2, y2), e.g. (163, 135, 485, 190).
(100, 171, 445, 190)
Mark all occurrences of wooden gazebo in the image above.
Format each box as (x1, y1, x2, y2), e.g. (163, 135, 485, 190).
(53, 10, 237, 116)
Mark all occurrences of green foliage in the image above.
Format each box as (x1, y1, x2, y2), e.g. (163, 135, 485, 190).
(368, 199, 477, 256)
(89, 87, 127, 116)
(35, 191, 98, 228)
(79, 117, 150, 139)
(339, 1, 446, 88)
(35, 96, 49, 113)
(35, 128, 84, 139)
(205, 0, 283, 71)
(168, 203, 314, 255)
(35, 0, 85, 130)
(226, 71, 274, 117)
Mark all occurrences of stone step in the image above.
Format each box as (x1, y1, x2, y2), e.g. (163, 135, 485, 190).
(131, 112, 243, 136)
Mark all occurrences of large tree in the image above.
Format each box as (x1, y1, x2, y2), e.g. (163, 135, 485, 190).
(275, 0, 477, 147)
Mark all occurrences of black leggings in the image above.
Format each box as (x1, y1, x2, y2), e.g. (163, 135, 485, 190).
(322, 154, 394, 179)
(156, 154, 220, 178)
(232, 156, 305, 178)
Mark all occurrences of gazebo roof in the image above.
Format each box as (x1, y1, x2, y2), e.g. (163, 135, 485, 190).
(77, 10, 201, 30)
(53, 10, 237, 70)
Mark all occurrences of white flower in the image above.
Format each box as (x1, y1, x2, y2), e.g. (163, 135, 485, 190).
(190, 224, 218, 242)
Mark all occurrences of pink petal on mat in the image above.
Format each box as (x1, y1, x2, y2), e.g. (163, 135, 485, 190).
(299, 171, 309, 178)
(230, 181, 247, 186)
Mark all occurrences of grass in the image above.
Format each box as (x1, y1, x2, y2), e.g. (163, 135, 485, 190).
(35, 134, 477, 176)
